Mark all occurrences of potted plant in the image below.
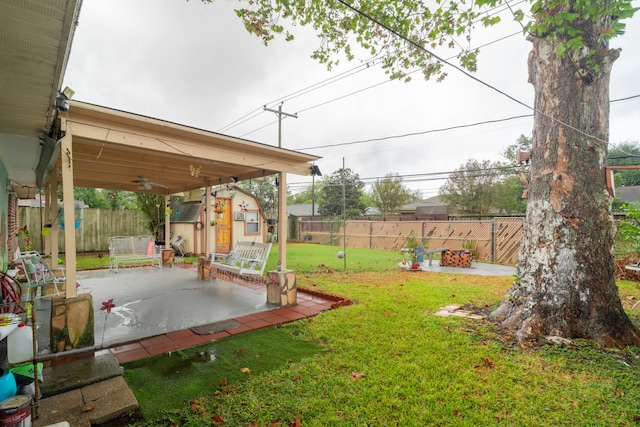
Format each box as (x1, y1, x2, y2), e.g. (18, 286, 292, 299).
(403, 233, 424, 270)
(214, 201, 226, 218)
(461, 238, 477, 259)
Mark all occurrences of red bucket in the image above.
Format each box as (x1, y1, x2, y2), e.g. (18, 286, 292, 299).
(0, 395, 31, 427)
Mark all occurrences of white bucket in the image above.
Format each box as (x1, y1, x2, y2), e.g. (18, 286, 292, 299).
(0, 395, 31, 427)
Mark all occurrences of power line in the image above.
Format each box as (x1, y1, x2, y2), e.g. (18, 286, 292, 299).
(335, 0, 613, 148)
(292, 94, 640, 151)
(302, 114, 533, 150)
(288, 152, 640, 192)
(220, 0, 525, 136)
(288, 164, 523, 189)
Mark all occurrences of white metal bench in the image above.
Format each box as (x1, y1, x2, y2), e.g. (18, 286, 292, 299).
(108, 236, 161, 272)
(209, 241, 272, 278)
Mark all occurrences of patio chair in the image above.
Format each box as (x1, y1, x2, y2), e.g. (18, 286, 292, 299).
(170, 234, 187, 257)
(15, 254, 64, 300)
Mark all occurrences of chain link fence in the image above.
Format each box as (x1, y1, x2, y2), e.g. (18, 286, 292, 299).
(297, 217, 524, 264)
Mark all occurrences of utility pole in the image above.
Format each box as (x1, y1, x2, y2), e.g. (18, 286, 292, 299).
(263, 103, 297, 270)
(263, 103, 297, 148)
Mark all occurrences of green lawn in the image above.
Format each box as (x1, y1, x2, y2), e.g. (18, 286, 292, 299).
(116, 244, 640, 426)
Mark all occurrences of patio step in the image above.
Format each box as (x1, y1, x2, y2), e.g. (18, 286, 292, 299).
(33, 353, 139, 427)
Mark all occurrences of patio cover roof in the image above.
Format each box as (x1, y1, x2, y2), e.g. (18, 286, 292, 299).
(58, 101, 320, 195)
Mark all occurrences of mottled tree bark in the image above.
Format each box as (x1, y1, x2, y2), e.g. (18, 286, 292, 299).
(492, 20, 640, 347)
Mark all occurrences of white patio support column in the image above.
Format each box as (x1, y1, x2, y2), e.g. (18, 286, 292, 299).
(265, 171, 297, 307)
(205, 185, 212, 257)
(50, 177, 59, 268)
(43, 179, 51, 259)
(60, 133, 76, 298)
(164, 194, 170, 249)
(45, 174, 60, 268)
(278, 172, 287, 269)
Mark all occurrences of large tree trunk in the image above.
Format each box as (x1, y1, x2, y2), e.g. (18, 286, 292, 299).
(492, 18, 640, 347)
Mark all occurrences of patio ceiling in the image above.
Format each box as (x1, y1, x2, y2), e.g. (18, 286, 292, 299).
(60, 101, 320, 195)
(0, 0, 82, 192)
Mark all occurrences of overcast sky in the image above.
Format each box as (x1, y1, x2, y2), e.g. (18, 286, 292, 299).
(62, 0, 640, 197)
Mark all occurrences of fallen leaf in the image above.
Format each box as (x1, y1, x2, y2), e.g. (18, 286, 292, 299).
(293, 376, 302, 381)
(290, 418, 301, 427)
(214, 390, 222, 396)
(211, 414, 226, 425)
(453, 409, 462, 418)
(571, 401, 578, 407)
(482, 357, 495, 368)
(350, 372, 366, 380)
(240, 367, 252, 374)
(191, 403, 205, 412)
(82, 406, 95, 413)
(234, 348, 245, 355)
(614, 389, 625, 398)
(219, 379, 227, 386)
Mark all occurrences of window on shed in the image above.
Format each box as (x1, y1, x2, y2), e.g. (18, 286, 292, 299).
(246, 211, 259, 234)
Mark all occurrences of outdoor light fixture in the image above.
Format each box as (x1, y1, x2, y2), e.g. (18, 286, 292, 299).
(190, 165, 201, 177)
(62, 86, 75, 100)
(54, 86, 75, 111)
(310, 165, 322, 176)
(54, 93, 69, 111)
(231, 176, 239, 183)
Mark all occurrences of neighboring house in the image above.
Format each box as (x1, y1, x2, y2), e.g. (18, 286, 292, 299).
(287, 204, 320, 217)
(399, 196, 452, 220)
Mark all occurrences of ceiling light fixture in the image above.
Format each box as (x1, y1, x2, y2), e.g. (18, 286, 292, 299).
(190, 165, 201, 177)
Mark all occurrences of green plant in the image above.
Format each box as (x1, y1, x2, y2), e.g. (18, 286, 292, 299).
(14, 225, 32, 251)
(461, 239, 477, 250)
(618, 202, 640, 254)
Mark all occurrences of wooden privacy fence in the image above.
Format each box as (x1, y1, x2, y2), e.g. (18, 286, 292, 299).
(17, 207, 149, 253)
(297, 217, 524, 265)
